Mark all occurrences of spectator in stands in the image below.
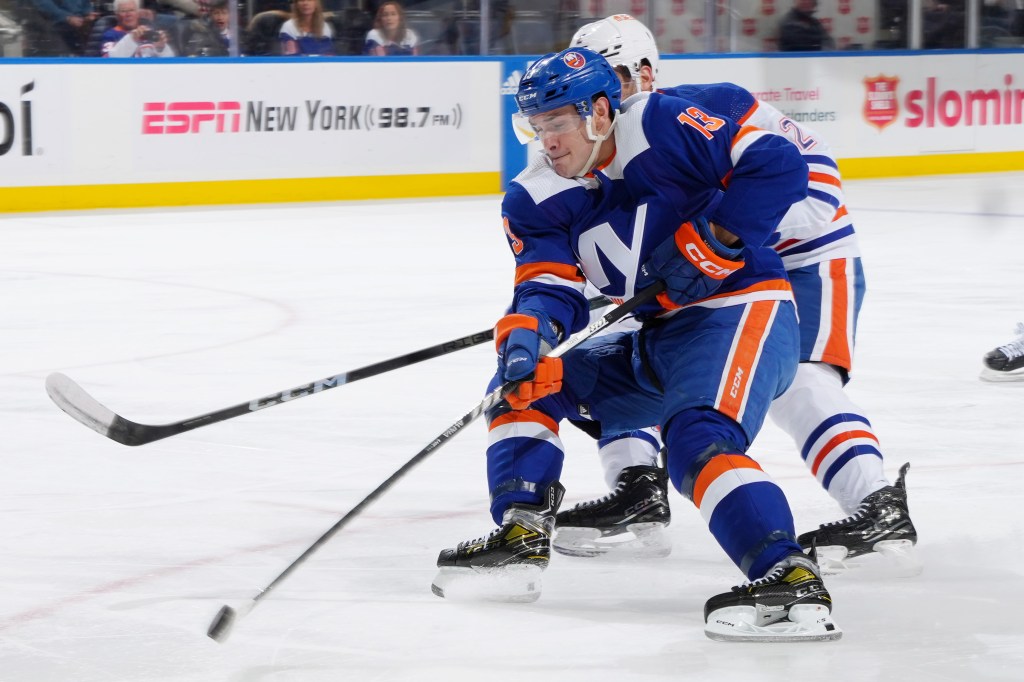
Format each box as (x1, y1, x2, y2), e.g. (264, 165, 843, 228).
(106, 0, 176, 56)
(778, 0, 834, 51)
(279, 0, 334, 55)
(97, 0, 143, 56)
(31, 0, 97, 55)
(364, 0, 418, 56)
(180, 0, 230, 55)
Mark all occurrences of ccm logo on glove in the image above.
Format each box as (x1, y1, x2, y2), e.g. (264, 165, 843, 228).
(676, 222, 742, 280)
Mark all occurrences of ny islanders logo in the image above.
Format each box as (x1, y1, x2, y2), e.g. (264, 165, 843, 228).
(863, 75, 900, 131)
(563, 51, 586, 69)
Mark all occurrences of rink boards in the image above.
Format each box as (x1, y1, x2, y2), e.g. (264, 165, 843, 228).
(1, 51, 1024, 212)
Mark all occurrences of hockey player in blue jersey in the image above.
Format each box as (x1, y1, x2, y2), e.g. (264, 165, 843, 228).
(432, 47, 841, 641)
(554, 14, 918, 572)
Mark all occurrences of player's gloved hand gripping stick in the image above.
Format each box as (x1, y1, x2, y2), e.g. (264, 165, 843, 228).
(639, 217, 745, 309)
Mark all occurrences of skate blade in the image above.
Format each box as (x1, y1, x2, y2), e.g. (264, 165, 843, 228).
(553, 523, 671, 560)
(704, 604, 842, 643)
(979, 367, 1024, 382)
(815, 540, 922, 577)
(430, 564, 543, 603)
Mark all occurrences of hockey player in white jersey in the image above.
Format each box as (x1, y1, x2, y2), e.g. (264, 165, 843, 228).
(558, 14, 917, 573)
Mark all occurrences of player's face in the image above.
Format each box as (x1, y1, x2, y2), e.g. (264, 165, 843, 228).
(528, 105, 593, 178)
(613, 64, 654, 98)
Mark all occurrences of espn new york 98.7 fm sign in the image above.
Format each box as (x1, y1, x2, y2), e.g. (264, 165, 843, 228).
(1, 60, 499, 189)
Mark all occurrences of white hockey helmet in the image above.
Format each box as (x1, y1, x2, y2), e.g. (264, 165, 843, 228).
(570, 14, 659, 85)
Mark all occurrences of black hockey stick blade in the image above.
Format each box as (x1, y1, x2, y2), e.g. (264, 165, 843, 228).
(200, 283, 662, 640)
(46, 373, 170, 446)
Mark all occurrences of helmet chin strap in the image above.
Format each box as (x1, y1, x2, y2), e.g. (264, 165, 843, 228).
(573, 112, 619, 178)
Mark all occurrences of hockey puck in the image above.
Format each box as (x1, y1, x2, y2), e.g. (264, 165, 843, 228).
(207, 605, 237, 643)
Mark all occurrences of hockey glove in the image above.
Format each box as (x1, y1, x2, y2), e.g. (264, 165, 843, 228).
(639, 217, 745, 309)
(495, 313, 564, 410)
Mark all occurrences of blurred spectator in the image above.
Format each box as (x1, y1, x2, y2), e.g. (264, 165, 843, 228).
(364, 0, 418, 55)
(279, 0, 334, 55)
(180, 0, 230, 55)
(106, 0, 176, 56)
(97, 0, 143, 56)
(31, 0, 97, 54)
(778, 0, 834, 51)
(923, 0, 965, 48)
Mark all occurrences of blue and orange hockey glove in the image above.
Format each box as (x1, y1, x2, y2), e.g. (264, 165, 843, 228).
(495, 312, 563, 410)
(639, 217, 745, 309)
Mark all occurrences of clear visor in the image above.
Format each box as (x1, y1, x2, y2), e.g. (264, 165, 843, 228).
(511, 109, 584, 145)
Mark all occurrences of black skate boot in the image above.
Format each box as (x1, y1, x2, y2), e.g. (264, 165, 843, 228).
(431, 481, 564, 603)
(981, 323, 1024, 382)
(798, 462, 918, 574)
(553, 465, 671, 559)
(704, 552, 841, 642)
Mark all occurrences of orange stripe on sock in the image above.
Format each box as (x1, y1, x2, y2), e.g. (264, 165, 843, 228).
(811, 429, 879, 475)
(693, 454, 762, 508)
(716, 301, 776, 421)
(488, 409, 560, 435)
(821, 260, 852, 370)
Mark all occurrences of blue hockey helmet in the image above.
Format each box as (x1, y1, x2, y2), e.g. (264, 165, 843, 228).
(515, 47, 622, 120)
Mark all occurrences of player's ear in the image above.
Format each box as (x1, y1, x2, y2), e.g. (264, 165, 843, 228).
(640, 66, 655, 91)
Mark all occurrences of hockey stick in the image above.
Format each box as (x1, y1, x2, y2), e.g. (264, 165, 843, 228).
(205, 282, 662, 643)
(46, 298, 614, 447)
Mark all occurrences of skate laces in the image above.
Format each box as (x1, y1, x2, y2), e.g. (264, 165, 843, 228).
(738, 555, 818, 591)
(737, 563, 788, 590)
(819, 503, 870, 529)
(461, 525, 505, 548)
(997, 323, 1024, 359)
(573, 479, 628, 510)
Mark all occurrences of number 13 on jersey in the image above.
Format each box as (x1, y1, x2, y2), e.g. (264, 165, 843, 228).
(677, 107, 726, 140)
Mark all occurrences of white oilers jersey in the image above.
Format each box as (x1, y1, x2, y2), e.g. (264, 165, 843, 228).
(663, 83, 860, 270)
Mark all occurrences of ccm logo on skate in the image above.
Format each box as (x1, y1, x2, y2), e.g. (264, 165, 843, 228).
(683, 242, 739, 279)
(142, 101, 242, 134)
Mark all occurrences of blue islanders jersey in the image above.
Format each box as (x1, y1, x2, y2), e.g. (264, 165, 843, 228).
(596, 91, 807, 317)
(502, 90, 808, 330)
(661, 82, 859, 269)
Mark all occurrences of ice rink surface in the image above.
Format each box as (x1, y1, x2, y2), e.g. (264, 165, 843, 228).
(2, 173, 1022, 681)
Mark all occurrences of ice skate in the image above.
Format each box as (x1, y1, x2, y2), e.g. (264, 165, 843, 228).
(431, 482, 563, 603)
(798, 463, 919, 575)
(553, 465, 671, 559)
(980, 323, 1024, 382)
(704, 552, 841, 642)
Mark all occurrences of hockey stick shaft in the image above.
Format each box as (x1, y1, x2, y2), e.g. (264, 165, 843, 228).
(44, 329, 495, 446)
(48, 298, 614, 447)
(206, 282, 662, 642)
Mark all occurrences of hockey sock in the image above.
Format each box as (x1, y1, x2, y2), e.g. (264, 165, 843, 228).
(770, 363, 890, 514)
(597, 428, 661, 489)
(665, 408, 800, 580)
